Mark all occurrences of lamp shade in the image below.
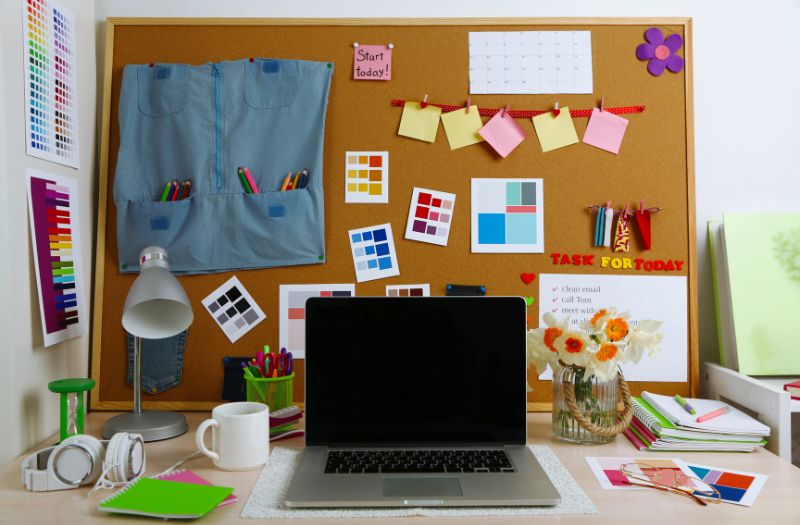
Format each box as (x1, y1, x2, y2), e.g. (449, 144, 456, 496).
(121, 246, 193, 339)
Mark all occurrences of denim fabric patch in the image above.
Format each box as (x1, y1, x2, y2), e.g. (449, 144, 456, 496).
(151, 215, 170, 230)
(263, 60, 280, 73)
(155, 66, 171, 79)
(268, 205, 286, 218)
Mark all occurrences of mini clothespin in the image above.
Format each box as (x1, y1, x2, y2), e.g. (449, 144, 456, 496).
(599, 97, 605, 112)
(501, 104, 510, 117)
(353, 42, 359, 48)
(465, 97, 471, 113)
(553, 101, 560, 117)
(420, 94, 429, 109)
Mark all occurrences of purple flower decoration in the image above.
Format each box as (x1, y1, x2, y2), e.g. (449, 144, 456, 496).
(636, 27, 684, 76)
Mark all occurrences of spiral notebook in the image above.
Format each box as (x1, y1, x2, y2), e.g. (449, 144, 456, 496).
(98, 477, 233, 519)
(154, 469, 237, 507)
(641, 392, 770, 436)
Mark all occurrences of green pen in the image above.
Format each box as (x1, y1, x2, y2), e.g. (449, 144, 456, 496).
(238, 167, 253, 194)
(159, 180, 172, 201)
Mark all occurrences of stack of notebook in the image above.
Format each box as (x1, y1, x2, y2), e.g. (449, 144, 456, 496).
(624, 392, 770, 452)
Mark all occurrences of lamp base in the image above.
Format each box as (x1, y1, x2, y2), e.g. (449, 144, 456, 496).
(102, 411, 188, 442)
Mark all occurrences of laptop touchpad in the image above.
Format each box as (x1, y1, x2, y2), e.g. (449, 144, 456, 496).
(383, 477, 463, 498)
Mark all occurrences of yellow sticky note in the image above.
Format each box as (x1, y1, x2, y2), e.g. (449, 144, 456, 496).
(440, 105, 485, 150)
(531, 107, 579, 152)
(398, 101, 442, 143)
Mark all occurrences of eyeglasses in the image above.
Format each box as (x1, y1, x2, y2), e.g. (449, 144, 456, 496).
(619, 463, 721, 506)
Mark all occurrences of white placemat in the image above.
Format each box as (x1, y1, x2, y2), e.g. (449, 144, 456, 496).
(241, 445, 597, 518)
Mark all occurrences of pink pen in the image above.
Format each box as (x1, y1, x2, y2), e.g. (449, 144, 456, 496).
(696, 406, 731, 423)
(242, 167, 260, 194)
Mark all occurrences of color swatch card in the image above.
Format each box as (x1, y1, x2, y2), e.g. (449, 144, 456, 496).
(398, 101, 441, 143)
(531, 108, 579, 152)
(686, 463, 767, 507)
(386, 284, 430, 297)
(345, 151, 389, 203)
(349, 223, 400, 282)
(279, 284, 355, 358)
(23, 0, 80, 168)
(440, 106, 484, 150)
(582, 108, 629, 154)
(468, 31, 593, 94)
(586, 457, 697, 491)
(26, 170, 87, 346)
(404, 187, 456, 247)
(478, 111, 528, 158)
(202, 277, 265, 343)
(471, 179, 544, 253)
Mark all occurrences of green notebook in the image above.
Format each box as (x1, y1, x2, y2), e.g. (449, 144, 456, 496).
(98, 477, 234, 519)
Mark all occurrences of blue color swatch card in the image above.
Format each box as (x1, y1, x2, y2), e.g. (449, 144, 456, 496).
(471, 178, 544, 253)
(348, 223, 400, 282)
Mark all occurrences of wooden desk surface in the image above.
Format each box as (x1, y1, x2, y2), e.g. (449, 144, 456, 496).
(2, 412, 798, 524)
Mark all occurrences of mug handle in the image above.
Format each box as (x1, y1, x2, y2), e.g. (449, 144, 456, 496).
(195, 419, 220, 462)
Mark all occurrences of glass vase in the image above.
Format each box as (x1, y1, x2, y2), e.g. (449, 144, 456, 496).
(552, 364, 618, 444)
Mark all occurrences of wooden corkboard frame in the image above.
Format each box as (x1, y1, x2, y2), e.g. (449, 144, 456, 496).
(91, 18, 697, 412)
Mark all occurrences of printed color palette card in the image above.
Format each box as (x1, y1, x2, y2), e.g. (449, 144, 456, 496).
(386, 284, 430, 297)
(279, 284, 355, 359)
(686, 463, 767, 507)
(471, 178, 544, 253)
(586, 457, 697, 491)
(26, 170, 87, 346)
(404, 187, 456, 246)
(202, 277, 265, 343)
(345, 151, 388, 203)
(349, 224, 400, 282)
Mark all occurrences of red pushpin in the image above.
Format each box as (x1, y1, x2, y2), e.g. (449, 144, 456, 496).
(149, 63, 154, 68)
(249, 57, 254, 63)
(420, 94, 429, 109)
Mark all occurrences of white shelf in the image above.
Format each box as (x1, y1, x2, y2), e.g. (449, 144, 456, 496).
(756, 378, 800, 413)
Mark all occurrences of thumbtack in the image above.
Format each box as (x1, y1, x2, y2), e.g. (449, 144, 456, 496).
(149, 63, 154, 68)
(249, 57, 254, 63)
(353, 42, 359, 48)
(420, 94, 429, 109)
(387, 43, 394, 49)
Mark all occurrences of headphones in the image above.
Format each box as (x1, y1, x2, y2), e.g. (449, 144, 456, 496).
(22, 433, 145, 492)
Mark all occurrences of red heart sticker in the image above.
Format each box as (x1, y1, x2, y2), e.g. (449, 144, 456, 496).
(520, 273, 536, 285)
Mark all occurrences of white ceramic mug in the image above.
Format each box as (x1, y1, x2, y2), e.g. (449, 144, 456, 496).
(196, 402, 269, 471)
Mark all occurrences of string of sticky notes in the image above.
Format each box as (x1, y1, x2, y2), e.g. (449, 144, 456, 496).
(392, 97, 645, 157)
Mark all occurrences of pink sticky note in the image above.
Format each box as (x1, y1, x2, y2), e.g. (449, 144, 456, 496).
(478, 111, 528, 158)
(353, 45, 392, 81)
(582, 108, 629, 154)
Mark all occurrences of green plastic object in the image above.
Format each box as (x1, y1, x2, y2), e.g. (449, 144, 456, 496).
(48, 378, 96, 442)
(243, 369, 293, 413)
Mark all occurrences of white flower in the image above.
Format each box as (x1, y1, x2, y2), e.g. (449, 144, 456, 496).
(580, 307, 617, 335)
(554, 331, 595, 367)
(624, 319, 663, 364)
(585, 342, 622, 381)
(526, 313, 569, 375)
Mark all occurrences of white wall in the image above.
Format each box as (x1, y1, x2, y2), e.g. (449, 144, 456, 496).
(0, 0, 96, 464)
(96, 0, 800, 369)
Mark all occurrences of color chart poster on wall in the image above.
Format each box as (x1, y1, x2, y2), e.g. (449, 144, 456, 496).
(279, 284, 355, 358)
(538, 273, 688, 382)
(22, 0, 80, 168)
(26, 170, 87, 346)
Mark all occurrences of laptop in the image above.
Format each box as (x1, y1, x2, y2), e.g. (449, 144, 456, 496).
(284, 296, 561, 507)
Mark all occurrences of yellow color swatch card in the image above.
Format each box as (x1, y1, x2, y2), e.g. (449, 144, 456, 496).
(398, 101, 442, 143)
(531, 107, 579, 152)
(440, 105, 484, 150)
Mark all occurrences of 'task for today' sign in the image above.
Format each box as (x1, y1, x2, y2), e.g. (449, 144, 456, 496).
(353, 44, 392, 80)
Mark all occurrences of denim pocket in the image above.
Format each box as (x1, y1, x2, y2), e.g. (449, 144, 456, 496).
(244, 59, 298, 109)
(137, 64, 188, 117)
(126, 330, 187, 394)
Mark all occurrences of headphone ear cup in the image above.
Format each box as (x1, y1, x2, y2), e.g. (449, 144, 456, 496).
(105, 433, 146, 483)
(55, 435, 104, 485)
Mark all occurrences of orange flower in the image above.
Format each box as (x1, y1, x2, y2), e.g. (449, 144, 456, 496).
(596, 343, 619, 362)
(564, 336, 584, 354)
(605, 317, 629, 342)
(543, 327, 562, 353)
(590, 309, 608, 326)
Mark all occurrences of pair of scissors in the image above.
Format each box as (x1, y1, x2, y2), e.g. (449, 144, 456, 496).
(265, 351, 279, 377)
(277, 347, 294, 376)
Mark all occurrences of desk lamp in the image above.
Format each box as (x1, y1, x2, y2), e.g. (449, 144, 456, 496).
(102, 246, 193, 441)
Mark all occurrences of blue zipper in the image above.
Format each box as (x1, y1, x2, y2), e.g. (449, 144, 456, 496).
(212, 64, 221, 191)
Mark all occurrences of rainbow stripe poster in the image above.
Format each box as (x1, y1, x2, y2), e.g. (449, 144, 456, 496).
(27, 170, 86, 346)
(23, 0, 80, 168)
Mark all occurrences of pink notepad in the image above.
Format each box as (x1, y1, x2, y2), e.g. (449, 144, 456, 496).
(154, 470, 237, 507)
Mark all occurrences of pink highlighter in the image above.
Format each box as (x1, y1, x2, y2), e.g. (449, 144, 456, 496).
(696, 406, 731, 423)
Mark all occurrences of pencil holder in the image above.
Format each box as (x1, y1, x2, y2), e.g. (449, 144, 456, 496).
(243, 369, 294, 412)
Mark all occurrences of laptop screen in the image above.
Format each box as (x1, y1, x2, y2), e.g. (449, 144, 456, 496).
(305, 297, 527, 446)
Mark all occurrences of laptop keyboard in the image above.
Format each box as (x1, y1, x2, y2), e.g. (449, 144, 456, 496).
(324, 449, 515, 474)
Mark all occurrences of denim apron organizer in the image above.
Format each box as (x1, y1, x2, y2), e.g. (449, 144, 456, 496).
(114, 59, 333, 274)
(126, 330, 187, 394)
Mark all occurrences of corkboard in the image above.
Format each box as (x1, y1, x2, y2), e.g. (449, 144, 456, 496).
(91, 18, 696, 411)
